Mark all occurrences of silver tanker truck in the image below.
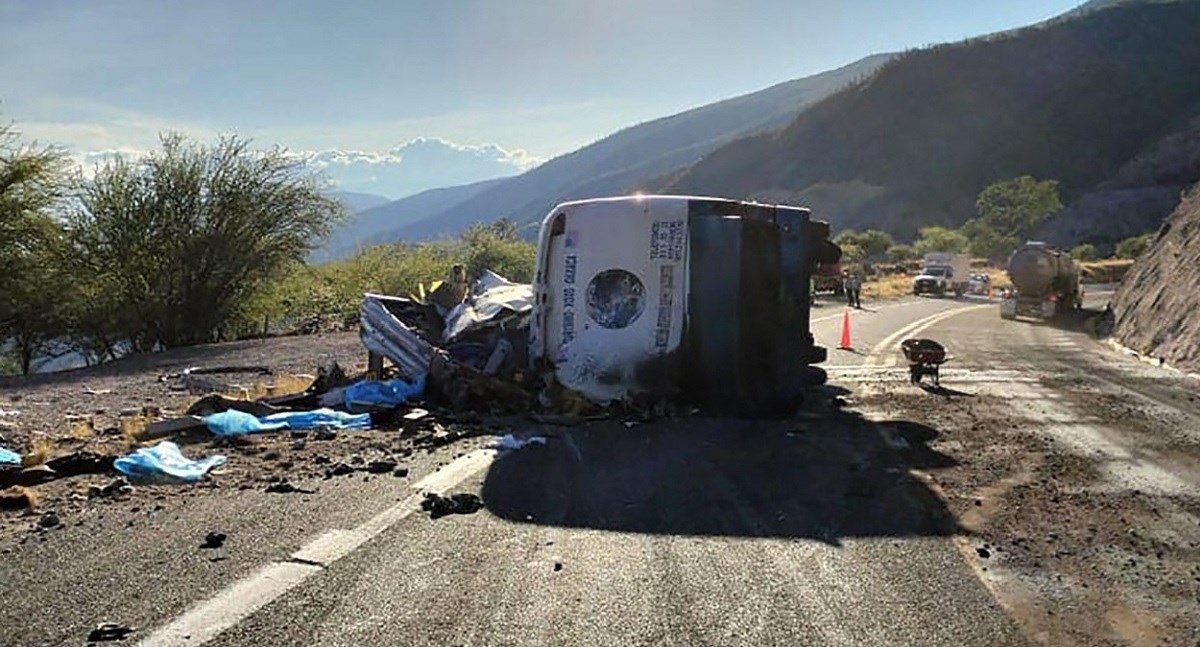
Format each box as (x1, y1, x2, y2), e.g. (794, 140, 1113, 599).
(1000, 241, 1082, 320)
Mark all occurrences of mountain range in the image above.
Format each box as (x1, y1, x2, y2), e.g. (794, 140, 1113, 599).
(324, 0, 1199, 257)
(308, 137, 537, 199)
(665, 0, 1200, 249)
(322, 53, 892, 256)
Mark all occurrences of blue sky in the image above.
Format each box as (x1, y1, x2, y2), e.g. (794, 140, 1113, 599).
(0, 0, 1084, 195)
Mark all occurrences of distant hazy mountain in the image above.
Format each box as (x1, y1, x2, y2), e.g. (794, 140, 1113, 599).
(314, 178, 506, 262)
(1059, 0, 1181, 18)
(329, 190, 390, 214)
(305, 137, 539, 199)
(377, 53, 893, 243)
(664, 1, 1200, 248)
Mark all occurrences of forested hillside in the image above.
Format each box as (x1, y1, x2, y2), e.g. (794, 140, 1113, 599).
(666, 1, 1200, 245)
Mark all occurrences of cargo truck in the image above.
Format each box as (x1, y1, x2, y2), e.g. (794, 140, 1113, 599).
(912, 253, 970, 297)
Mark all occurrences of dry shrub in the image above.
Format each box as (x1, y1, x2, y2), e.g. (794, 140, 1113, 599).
(21, 436, 53, 467)
(119, 416, 150, 447)
(0, 486, 38, 511)
(68, 420, 95, 441)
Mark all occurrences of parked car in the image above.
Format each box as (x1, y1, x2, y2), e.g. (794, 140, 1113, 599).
(968, 273, 991, 295)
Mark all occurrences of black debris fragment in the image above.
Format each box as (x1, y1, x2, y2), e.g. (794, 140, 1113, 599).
(420, 492, 483, 519)
(265, 481, 316, 494)
(553, 561, 563, 572)
(313, 428, 338, 441)
(186, 395, 280, 418)
(4, 464, 57, 487)
(45, 451, 113, 475)
(38, 511, 60, 528)
(976, 547, 991, 559)
(200, 532, 227, 549)
(366, 460, 397, 474)
(392, 467, 409, 478)
(87, 622, 134, 642)
(87, 476, 133, 499)
(325, 463, 355, 478)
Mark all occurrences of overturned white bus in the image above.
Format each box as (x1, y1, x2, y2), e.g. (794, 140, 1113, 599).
(530, 195, 840, 416)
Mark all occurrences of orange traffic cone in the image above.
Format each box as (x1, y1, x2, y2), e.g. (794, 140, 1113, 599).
(839, 309, 853, 350)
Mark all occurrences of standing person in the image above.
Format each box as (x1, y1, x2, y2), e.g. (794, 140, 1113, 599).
(851, 268, 864, 309)
(844, 268, 863, 309)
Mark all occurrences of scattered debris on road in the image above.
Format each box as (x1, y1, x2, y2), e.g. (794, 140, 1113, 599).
(0, 486, 37, 511)
(265, 481, 316, 494)
(489, 434, 547, 452)
(87, 478, 133, 500)
(199, 531, 226, 549)
(420, 492, 483, 519)
(86, 622, 134, 643)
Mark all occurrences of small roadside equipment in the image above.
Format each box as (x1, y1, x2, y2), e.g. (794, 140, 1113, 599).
(901, 338, 948, 385)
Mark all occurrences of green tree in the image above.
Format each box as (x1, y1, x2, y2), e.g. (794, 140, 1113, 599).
(858, 229, 895, 259)
(1115, 233, 1154, 259)
(975, 176, 1063, 241)
(1070, 243, 1098, 261)
(69, 133, 345, 350)
(914, 226, 969, 254)
(838, 242, 865, 263)
(886, 244, 917, 262)
(960, 218, 1017, 262)
(0, 122, 74, 374)
(835, 229, 894, 260)
(460, 218, 535, 282)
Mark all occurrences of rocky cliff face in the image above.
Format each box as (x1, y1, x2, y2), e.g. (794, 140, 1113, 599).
(1112, 186, 1200, 371)
(1037, 114, 1200, 250)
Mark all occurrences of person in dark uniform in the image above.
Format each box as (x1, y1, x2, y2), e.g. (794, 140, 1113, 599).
(843, 269, 862, 309)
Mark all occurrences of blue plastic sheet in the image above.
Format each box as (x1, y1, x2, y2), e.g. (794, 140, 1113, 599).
(0, 447, 21, 466)
(344, 376, 425, 410)
(203, 409, 287, 436)
(203, 408, 371, 436)
(113, 441, 226, 483)
(261, 408, 371, 431)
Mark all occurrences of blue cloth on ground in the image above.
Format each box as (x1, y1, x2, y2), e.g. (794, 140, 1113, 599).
(343, 375, 425, 409)
(0, 447, 21, 466)
(113, 441, 226, 482)
(202, 409, 287, 436)
(261, 408, 371, 430)
(202, 408, 371, 436)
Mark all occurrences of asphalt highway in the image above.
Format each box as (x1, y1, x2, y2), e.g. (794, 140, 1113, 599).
(4, 290, 1196, 646)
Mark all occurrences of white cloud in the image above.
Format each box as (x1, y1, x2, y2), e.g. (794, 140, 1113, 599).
(8, 96, 544, 197)
(294, 137, 543, 198)
(51, 135, 543, 198)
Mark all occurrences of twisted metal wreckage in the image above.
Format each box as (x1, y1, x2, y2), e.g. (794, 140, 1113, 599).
(361, 195, 841, 418)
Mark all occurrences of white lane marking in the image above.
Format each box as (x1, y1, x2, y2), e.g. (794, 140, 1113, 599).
(809, 298, 928, 324)
(865, 304, 994, 367)
(138, 448, 498, 647)
(826, 366, 1038, 384)
(138, 562, 319, 647)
